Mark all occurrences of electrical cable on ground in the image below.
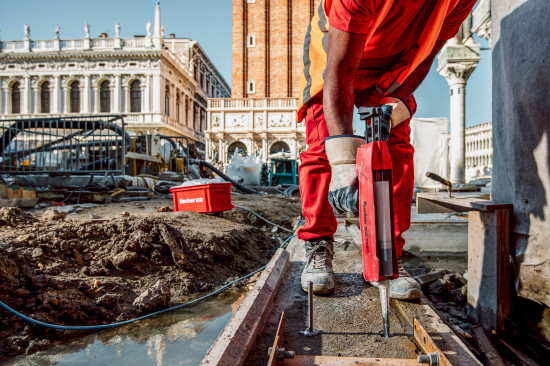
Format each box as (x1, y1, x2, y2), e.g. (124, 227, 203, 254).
(0, 233, 296, 331)
(232, 204, 294, 233)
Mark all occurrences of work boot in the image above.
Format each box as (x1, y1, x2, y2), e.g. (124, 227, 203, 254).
(369, 260, 422, 301)
(301, 238, 335, 295)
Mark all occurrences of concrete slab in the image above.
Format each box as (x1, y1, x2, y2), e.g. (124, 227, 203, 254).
(244, 235, 419, 365)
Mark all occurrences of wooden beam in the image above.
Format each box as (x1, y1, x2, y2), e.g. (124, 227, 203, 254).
(394, 300, 482, 365)
(200, 249, 290, 366)
(467, 209, 511, 333)
(471, 326, 506, 366)
(283, 355, 419, 365)
(415, 192, 513, 214)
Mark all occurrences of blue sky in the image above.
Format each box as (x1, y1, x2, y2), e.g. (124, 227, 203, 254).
(0, 0, 491, 129)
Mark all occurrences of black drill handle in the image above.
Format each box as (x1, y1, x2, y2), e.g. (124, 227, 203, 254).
(425, 172, 452, 189)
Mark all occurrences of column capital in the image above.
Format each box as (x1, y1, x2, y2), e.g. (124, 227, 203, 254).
(437, 42, 480, 86)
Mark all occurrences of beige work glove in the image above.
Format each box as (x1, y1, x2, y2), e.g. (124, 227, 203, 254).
(380, 96, 411, 129)
(324, 135, 365, 216)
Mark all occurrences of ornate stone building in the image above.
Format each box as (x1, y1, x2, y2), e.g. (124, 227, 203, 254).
(0, 2, 230, 148)
(206, 0, 321, 163)
(465, 122, 492, 173)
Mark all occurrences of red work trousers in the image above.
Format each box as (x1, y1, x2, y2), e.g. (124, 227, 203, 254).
(297, 95, 416, 257)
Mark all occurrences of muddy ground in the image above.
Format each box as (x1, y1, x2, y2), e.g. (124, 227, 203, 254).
(0, 194, 301, 361)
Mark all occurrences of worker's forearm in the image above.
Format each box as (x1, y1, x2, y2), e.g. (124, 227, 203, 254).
(324, 69, 355, 136)
(323, 27, 367, 136)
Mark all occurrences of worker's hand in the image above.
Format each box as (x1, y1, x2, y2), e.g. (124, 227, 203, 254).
(324, 135, 365, 216)
(380, 96, 411, 129)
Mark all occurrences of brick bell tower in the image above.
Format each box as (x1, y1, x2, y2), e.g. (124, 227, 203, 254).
(231, 0, 321, 98)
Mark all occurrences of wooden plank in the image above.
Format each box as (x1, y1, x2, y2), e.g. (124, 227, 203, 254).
(416, 192, 503, 213)
(267, 312, 285, 366)
(471, 326, 506, 366)
(467, 209, 511, 333)
(413, 319, 452, 366)
(125, 151, 162, 163)
(394, 300, 482, 365)
(284, 355, 419, 366)
(200, 248, 290, 366)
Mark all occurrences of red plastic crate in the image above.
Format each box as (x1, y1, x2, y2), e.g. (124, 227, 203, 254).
(170, 182, 234, 213)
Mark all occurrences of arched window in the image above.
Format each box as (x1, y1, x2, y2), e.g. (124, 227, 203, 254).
(270, 141, 290, 155)
(100, 80, 110, 113)
(70, 81, 80, 113)
(176, 93, 181, 122)
(11, 82, 21, 114)
(164, 85, 170, 116)
(247, 80, 255, 94)
(130, 80, 141, 113)
(228, 141, 248, 159)
(40, 81, 50, 113)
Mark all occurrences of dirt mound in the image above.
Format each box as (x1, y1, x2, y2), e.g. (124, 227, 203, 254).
(0, 195, 300, 361)
(0, 207, 37, 227)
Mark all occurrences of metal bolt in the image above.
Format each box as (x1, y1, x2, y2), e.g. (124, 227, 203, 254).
(417, 352, 439, 365)
(299, 281, 321, 336)
(267, 347, 295, 361)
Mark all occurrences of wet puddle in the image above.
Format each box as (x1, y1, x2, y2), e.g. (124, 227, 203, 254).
(2, 289, 247, 366)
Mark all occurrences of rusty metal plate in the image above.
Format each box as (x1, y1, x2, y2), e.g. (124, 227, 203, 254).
(413, 318, 452, 366)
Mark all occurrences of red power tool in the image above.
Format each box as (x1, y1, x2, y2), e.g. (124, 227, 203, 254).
(357, 106, 399, 338)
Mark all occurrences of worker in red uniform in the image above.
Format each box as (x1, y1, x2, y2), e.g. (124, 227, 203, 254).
(298, 0, 477, 297)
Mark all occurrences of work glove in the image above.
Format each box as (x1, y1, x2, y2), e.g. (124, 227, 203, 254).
(380, 96, 411, 129)
(324, 135, 365, 216)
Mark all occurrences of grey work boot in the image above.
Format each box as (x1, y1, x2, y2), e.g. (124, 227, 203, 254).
(369, 260, 422, 301)
(301, 238, 335, 295)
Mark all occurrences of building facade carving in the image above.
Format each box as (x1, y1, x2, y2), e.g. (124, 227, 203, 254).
(0, 2, 230, 149)
(206, 0, 319, 163)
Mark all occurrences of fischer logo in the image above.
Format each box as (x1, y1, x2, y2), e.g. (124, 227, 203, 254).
(179, 197, 204, 204)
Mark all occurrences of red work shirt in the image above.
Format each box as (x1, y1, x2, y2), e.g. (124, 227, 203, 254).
(329, 0, 477, 68)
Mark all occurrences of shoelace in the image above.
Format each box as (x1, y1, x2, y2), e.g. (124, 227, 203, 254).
(307, 242, 334, 270)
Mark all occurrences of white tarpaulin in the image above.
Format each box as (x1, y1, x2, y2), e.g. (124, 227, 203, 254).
(410, 117, 448, 189)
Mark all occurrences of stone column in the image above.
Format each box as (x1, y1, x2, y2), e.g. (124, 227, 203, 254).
(63, 85, 71, 113)
(262, 136, 267, 161)
(140, 84, 146, 114)
(52, 76, 61, 114)
(1, 86, 8, 115)
(218, 137, 224, 163)
(123, 85, 130, 113)
(114, 75, 122, 113)
(93, 86, 100, 113)
(32, 85, 40, 114)
(143, 76, 151, 113)
(437, 43, 480, 183)
(22, 76, 31, 114)
(83, 75, 91, 113)
(152, 74, 161, 114)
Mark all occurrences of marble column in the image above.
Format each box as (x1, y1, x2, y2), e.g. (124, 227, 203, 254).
(22, 76, 31, 114)
(123, 86, 130, 113)
(93, 86, 100, 113)
(52, 76, 61, 114)
(32, 85, 40, 114)
(152, 74, 161, 114)
(83, 75, 91, 113)
(437, 42, 480, 183)
(63, 86, 71, 113)
(1, 86, 8, 115)
(114, 75, 122, 113)
(143, 76, 151, 113)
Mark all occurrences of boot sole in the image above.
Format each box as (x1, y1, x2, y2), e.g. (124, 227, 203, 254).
(301, 283, 335, 295)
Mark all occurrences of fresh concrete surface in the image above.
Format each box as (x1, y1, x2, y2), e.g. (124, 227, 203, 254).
(244, 230, 419, 365)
